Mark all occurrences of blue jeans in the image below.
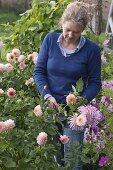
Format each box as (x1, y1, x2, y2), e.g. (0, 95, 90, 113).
(64, 124, 84, 170)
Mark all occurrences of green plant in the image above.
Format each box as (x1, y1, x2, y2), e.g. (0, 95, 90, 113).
(2, 0, 70, 53)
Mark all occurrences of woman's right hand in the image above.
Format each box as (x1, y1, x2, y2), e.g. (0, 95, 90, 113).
(47, 96, 59, 110)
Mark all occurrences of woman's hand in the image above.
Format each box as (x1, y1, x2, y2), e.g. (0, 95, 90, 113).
(47, 96, 59, 110)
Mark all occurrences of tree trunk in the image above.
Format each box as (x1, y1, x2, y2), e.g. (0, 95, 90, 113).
(94, 0, 102, 34)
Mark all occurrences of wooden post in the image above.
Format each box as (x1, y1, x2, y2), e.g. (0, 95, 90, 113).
(106, 0, 113, 34)
(91, 0, 102, 35)
(106, 0, 113, 50)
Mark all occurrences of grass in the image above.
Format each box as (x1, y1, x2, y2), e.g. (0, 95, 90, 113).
(0, 9, 20, 60)
(0, 9, 20, 37)
(0, 9, 20, 24)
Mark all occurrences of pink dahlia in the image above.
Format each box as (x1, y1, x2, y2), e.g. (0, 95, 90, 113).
(76, 114, 87, 127)
(66, 94, 77, 105)
(4, 63, 13, 72)
(19, 61, 27, 70)
(27, 53, 34, 61)
(59, 135, 69, 144)
(6, 53, 15, 63)
(25, 78, 34, 86)
(0, 89, 4, 96)
(18, 55, 25, 63)
(28, 52, 38, 63)
(37, 132, 48, 145)
(33, 105, 43, 117)
(0, 64, 5, 72)
(4, 119, 15, 130)
(0, 121, 6, 132)
(12, 48, 21, 58)
(68, 113, 77, 128)
(7, 88, 16, 97)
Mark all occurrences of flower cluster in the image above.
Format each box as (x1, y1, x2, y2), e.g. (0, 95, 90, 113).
(33, 104, 70, 146)
(36, 132, 69, 145)
(0, 88, 16, 98)
(0, 63, 13, 72)
(0, 48, 38, 72)
(101, 80, 113, 112)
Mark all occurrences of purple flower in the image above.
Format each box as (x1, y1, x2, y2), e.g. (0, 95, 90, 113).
(97, 140, 105, 152)
(101, 96, 111, 106)
(102, 81, 108, 88)
(84, 128, 91, 143)
(107, 104, 113, 112)
(99, 156, 109, 167)
(108, 80, 113, 91)
(78, 105, 104, 128)
(103, 39, 110, 46)
(93, 103, 100, 109)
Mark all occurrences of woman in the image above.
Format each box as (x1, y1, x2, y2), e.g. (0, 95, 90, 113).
(34, 2, 101, 170)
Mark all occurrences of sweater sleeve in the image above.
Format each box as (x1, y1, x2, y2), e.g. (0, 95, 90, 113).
(81, 45, 102, 102)
(33, 33, 52, 97)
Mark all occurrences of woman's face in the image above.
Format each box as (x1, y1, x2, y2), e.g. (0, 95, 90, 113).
(62, 21, 82, 44)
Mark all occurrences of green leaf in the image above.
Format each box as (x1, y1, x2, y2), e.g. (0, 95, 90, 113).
(4, 159, 16, 168)
(76, 78, 84, 92)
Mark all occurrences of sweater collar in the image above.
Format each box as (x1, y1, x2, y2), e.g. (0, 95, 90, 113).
(57, 33, 86, 52)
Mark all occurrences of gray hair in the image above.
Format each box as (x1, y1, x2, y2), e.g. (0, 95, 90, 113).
(59, 1, 89, 31)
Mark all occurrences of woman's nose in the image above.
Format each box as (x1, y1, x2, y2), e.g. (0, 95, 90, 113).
(68, 32, 73, 38)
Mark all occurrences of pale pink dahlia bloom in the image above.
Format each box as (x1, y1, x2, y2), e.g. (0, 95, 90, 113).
(37, 132, 48, 145)
(33, 56, 38, 64)
(12, 48, 21, 58)
(68, 113, 86, 130)
(27, 53, 34, 61)
(59, 135, 69, 144)
(33, 105, 43, 117)
(0, 121, 6, 132)
(0, 119, 15, 132)
(28, 52, 38, 63)
(4, 63, 13, 72)
(76, 114, 87, 126)
(19, 61, 27, 70)
(0, 63, 5, 72)
(25, 78, 35, 86)
(18, 55, 25, 63)
(7, 88, 16, 97)
(68, 113, 78, 130)
(66, 94, 77, 105)
(6, 53, 15, 63)
(0, 89, 4, 96)
(32, 52, 38, 64)
(4, 119, 15, 130)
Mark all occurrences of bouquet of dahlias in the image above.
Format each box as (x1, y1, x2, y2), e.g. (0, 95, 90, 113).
(57, 78, 104, 132)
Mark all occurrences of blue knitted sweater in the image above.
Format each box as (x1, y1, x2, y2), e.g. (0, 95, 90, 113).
(34, 32, 101, 104)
